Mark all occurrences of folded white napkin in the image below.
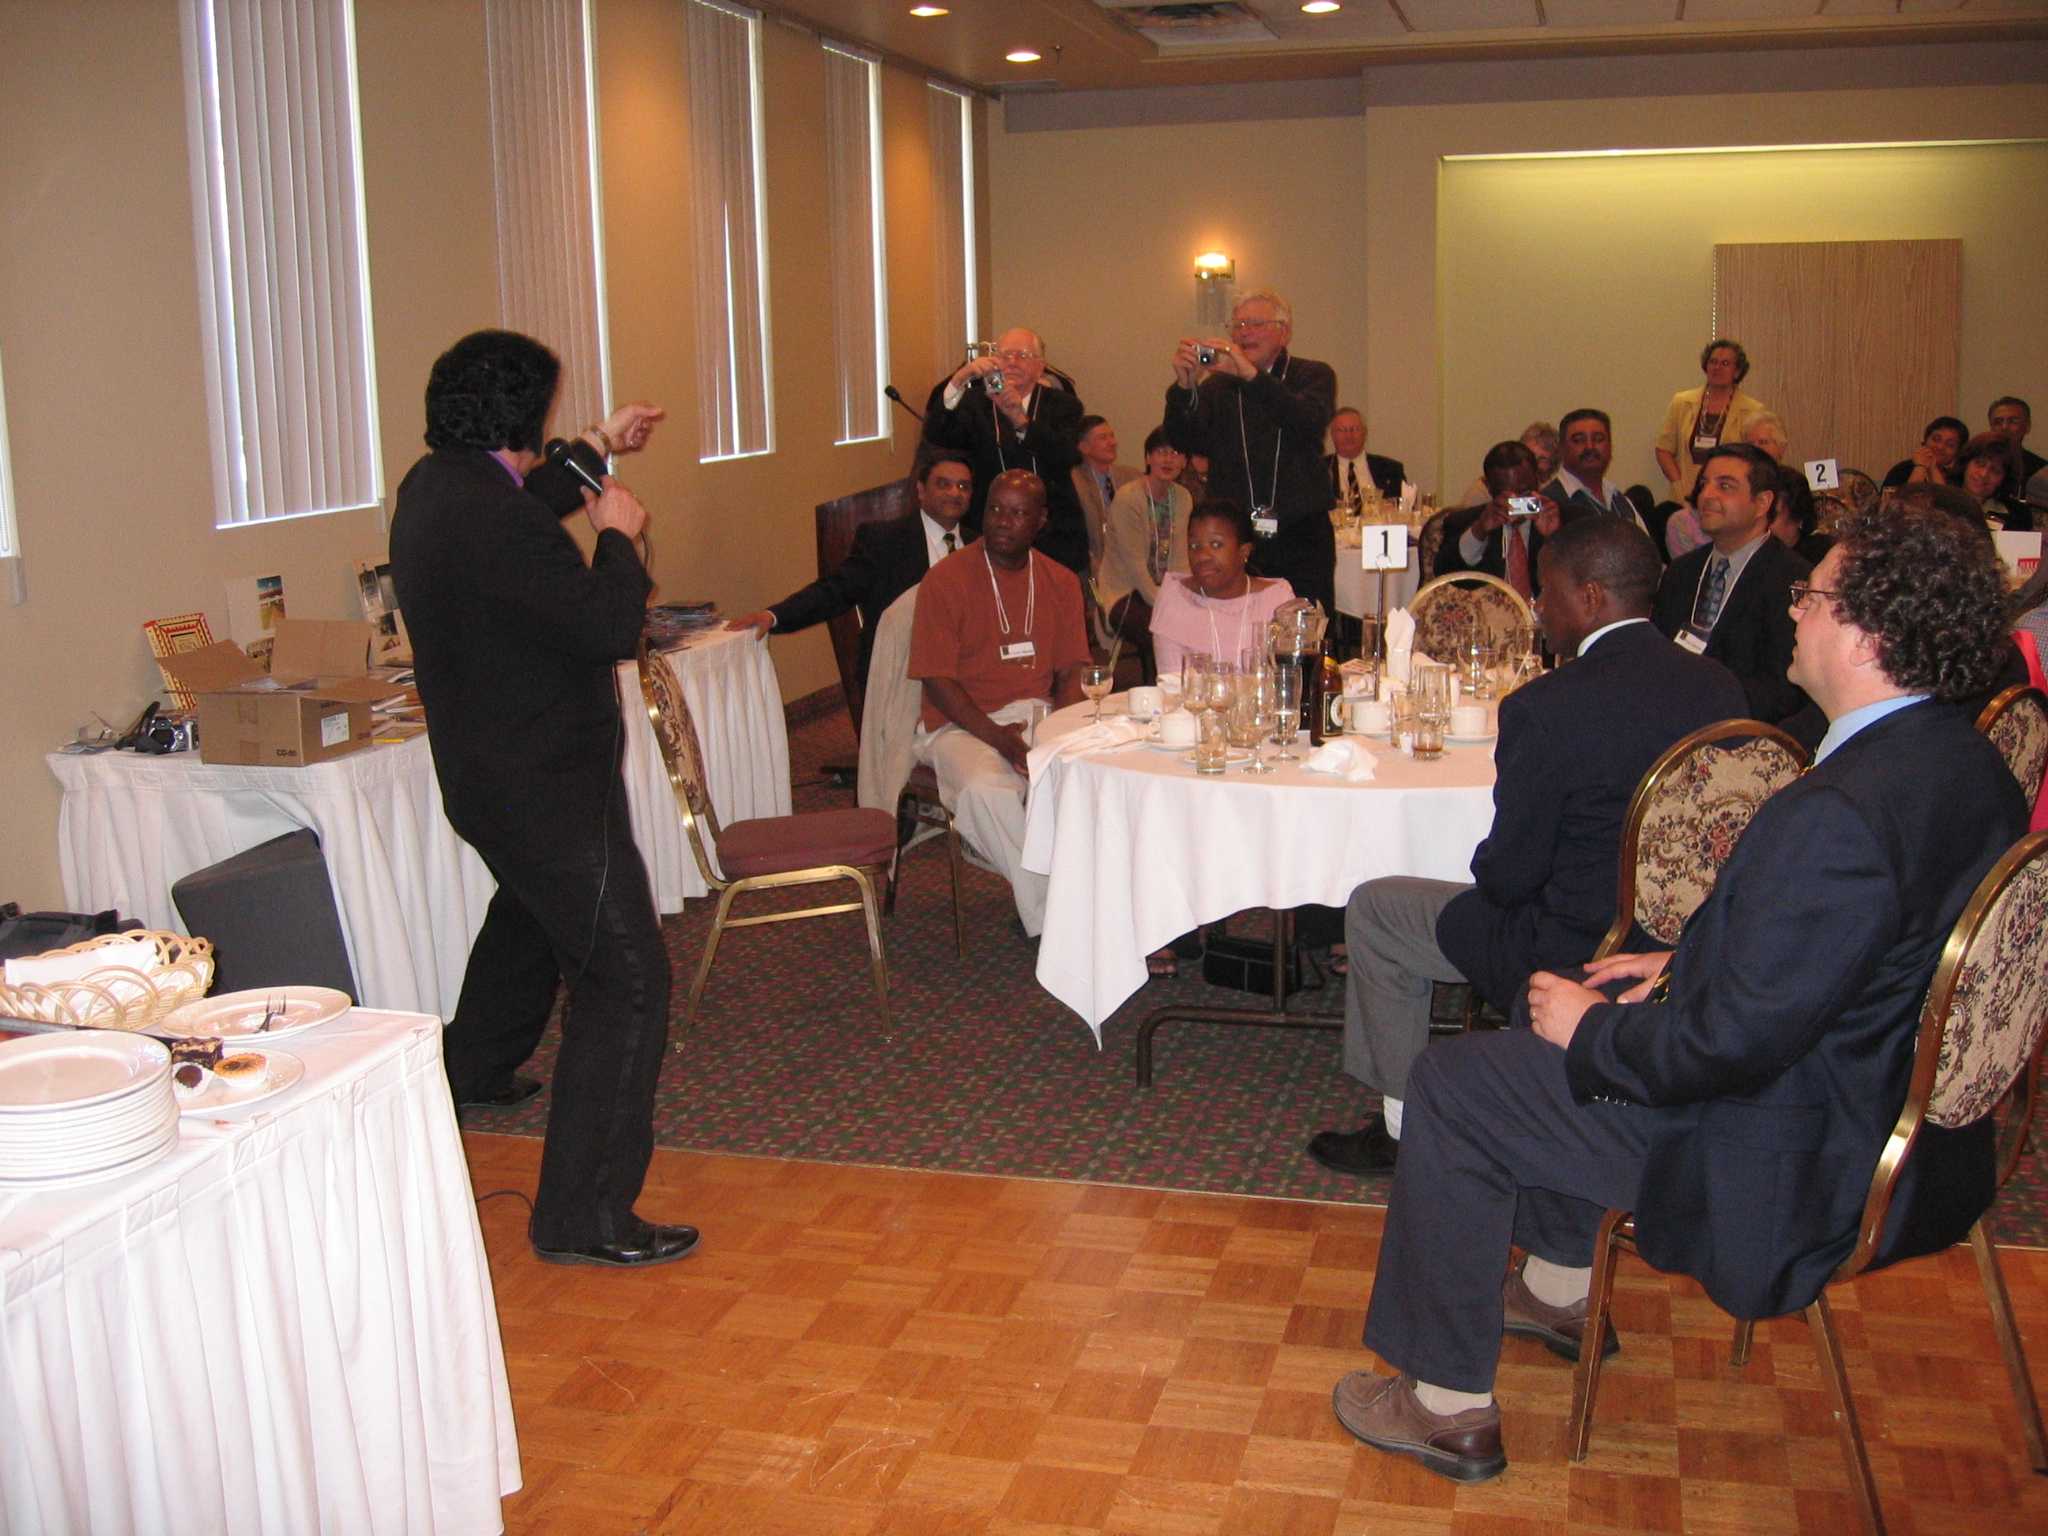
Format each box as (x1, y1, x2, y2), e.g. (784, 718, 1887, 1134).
(1400, 480, 1418, 517)
(4, 935, 161, 989)
(1025, 717, 1143, 785)
(1384, 605, 1416, 653)
(1302, 738, 1378, 783)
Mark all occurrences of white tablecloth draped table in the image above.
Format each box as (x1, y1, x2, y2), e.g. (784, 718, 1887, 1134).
(48, 628, 789, 1018)
(0, 1010, 518, 1535)
(1021, 702, 1497, 1040)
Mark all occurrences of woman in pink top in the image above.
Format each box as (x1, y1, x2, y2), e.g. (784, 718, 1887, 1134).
(1150, 499, 1297, 676)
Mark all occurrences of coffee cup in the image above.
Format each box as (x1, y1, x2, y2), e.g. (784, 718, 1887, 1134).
(1158, 709, 1199, 748)
(1128, 685, 1164, 721)
(1347, 699, 1392, 737)
(1450, 702, 1488, 738)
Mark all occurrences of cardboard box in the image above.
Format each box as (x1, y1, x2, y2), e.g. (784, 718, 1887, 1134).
(159, 619, 392, 767)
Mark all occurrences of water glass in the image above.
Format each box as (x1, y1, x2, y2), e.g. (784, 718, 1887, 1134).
(1271, 665, 1302, 760)
(1194, 660, 1235, 773)
(1411, 661, 1452, 761)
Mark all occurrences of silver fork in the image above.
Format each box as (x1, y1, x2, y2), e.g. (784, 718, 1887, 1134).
(257, 994, 285, 1033)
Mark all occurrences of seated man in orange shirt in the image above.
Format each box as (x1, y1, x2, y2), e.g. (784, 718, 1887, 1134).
(909, 469, 1090, 935)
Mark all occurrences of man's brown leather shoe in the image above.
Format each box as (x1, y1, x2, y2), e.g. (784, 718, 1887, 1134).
(1501, 1261, 1619, 1362)
(1331, 1371, 1506, 1483)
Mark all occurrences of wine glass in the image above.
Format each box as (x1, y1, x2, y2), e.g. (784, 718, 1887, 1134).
(1270, 663, 1302, 761)
(1238, 666, 1277, 775)
(1181, 652, 1211, 730)
(1081, 661, 1115, 725)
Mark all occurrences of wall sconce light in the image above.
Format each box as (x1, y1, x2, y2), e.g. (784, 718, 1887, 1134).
(1193, 251, 1235, 329)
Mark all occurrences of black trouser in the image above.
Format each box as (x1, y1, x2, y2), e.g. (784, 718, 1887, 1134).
(444, 780, 672, 1247)
(1108, 594, 1157, 683)
(1362, 1027, 1651, 1393)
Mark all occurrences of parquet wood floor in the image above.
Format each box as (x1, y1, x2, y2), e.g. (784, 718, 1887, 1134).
(465, 1132, 2048, 1535)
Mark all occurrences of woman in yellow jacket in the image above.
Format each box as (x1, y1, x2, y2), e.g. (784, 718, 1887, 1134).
(1654, 338, 1770, 506)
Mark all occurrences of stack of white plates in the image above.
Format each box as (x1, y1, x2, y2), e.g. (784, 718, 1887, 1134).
(0, 1030, 179, 1189)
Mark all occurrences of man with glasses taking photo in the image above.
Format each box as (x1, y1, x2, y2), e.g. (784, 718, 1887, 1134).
(1163, 290, 1339, 612)
(925, 327, 1089, 575)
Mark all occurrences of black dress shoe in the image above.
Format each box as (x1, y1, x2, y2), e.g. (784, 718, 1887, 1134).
(532, 1220, 701, 1269)
(1307, 1114, 1400, 1176)
(453, 1074, 543, 1110)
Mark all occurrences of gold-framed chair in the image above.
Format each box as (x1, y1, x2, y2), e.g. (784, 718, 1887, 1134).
(1416, 508, 1451, 584)
(637, 643, 898, 1031)
(1591, 718, 1811, 960)
(1568, 830, 2048, 1535)
(1407, 572, 1534, 663)
(1976, 683, 2048, 807)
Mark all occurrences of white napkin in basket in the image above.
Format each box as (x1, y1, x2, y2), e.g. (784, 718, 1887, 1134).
(4, 935, 161, 989)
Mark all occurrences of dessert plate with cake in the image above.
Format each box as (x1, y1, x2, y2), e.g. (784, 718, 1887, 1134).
(170, 1042, 306, 1113)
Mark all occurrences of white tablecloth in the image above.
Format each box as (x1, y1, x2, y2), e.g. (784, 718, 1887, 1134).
(48, 629, 790, 1018)
(0, 1011, 518, 1535)
(1021, 703, 1497, 1040)
(1332, 535, 1423, 620)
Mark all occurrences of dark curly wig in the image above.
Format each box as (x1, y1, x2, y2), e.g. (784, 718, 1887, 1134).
(1831, 492, 2010, 702)
(423, 330, 559, 452)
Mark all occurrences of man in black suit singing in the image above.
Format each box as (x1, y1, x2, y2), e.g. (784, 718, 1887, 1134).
(923, 327, 1088, 575)
(1326, 406, 1405, 509)
(1652, 442, 1809, 722)
(390, 330, 697, 1271)
(1163, 289, 1338, 612)
(1308, 519, 1743, 1179)
(1331, 495, 2025, 1483)
(726, 443, 973, 688)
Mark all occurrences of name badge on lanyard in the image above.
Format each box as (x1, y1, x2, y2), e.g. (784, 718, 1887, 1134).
(1691, 431, 1720, 455)
(1000, 640, 1038, 663)
(1675, 627, 1709, 655)
(1251, 508, 1279, 536)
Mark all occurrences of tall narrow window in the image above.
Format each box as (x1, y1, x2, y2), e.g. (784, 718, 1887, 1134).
(686, 0, 774, 461)
(0, 344, 20, 601)
(485, 0, 611, 436)
(181, 0, 382, 527)
(824, 45, 889, 445)
(927, 82, 977, 382)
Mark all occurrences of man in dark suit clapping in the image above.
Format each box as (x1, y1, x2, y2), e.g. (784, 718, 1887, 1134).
(1309, 519, 1744, 1180)
(1330, 495, 2024, 1483)
(727, 443, 973, 691)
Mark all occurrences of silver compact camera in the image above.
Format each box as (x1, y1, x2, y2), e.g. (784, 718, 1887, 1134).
(1196, 345, 1217, 366)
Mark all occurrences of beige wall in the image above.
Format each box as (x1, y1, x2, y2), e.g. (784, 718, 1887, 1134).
(1368, 87, 2048, 497)
(0, 0, 980, 906)
(987, 115, 1373, 477)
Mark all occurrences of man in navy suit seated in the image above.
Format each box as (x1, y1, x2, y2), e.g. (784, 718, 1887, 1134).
(727, 443, 974, 690)
(1309, 518, 1744, 1181)
(1331, 493, 2025, 1484)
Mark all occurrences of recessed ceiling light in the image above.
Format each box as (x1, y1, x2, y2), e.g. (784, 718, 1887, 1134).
(909, 5, 948, 16)
(1302, 1, 1342, 13)
(1005, 48, 1042, 64)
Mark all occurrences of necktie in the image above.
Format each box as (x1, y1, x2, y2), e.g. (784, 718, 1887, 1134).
(1102, 473, 1116, 508)
(1505, 523, 1532, 600)
(1695, 554, 1729, 630)
(943, 531, 957, 556)
(1347, 461, 1361, 507)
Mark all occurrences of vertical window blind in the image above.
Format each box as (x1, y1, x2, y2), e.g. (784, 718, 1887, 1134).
(926, 82, 977, 383)
(824, 45, 889, 445)
(180, 0, 382, 527)
(0, 345, 19, 594)
(686, 0, 774, 461)
(485, 0, 611, 439)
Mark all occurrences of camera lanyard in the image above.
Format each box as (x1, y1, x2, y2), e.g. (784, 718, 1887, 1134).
(1235, 353, 1289, 523)
(984, 546, 1037, 640)
(990, 388, 1040, 478)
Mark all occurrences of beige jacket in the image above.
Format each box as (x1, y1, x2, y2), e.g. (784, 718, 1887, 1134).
(856, 587, 923, 814)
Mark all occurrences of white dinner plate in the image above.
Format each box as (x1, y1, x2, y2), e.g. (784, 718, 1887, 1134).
(175, 1049, 306, 1115)
(158, 986, 351, 1042)
(0, 1122, 179, 1190)
(0, 1031, 170, 1112)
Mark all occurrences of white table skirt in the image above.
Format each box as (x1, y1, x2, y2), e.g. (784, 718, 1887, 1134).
(1332, 539, 1422, 620)
(49, 630, 790, 1018)
(1021, 703, 1497, 1040)
(0, 1011, 518, 1535)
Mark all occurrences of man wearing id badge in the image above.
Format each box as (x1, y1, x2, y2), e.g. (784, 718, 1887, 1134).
(1163, 290, 1338, 611)
(1651, 443, 1809, 722)
(909, 471, 1090, 935)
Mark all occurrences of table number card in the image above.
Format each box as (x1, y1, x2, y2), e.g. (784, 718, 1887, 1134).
(1361, 523, 1409, 572)
(1804, 458, 1840, 492)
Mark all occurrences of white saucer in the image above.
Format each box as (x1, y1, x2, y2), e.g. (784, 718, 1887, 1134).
(1183, 747, 1254, 765)
(1144, 738, 1202, 753)
(159, 986, 351, 1042)
(175, 1049, 306, 1115)
(1447, 729, 1498, 744)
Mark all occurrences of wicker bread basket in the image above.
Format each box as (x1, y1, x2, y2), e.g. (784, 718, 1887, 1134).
(0, 932, 216, 1031)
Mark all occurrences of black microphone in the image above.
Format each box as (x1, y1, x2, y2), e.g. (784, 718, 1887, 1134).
(883, 385, 924, 424)
(544, 437, 608, 496)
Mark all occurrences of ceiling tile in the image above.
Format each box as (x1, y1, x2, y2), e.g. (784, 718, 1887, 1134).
(1390, 1, 1545, 32)
(1544, 1, 1685, 24)
(1683, 0, 1825, 20)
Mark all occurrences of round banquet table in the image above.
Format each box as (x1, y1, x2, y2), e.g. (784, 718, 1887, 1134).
(46, 628, 789, 1019)
(1020, 699, 1497, 1041)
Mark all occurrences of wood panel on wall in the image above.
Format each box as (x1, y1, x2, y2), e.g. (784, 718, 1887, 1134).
(1714, 238, 1960, 479)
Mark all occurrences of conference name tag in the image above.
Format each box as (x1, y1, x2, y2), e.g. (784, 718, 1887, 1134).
(1675, 629, 1709, 655)
(1252, 514, 1279, 536)
(999, 641, 1037, 662)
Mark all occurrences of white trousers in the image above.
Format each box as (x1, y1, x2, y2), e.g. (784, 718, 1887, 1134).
(914, 699, 1049, 935)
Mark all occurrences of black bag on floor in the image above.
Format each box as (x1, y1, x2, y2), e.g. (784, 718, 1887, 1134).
(0, 904, 142, 962)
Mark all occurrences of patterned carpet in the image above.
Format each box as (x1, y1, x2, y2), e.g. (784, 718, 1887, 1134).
(466, 702, 2048, 1249)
